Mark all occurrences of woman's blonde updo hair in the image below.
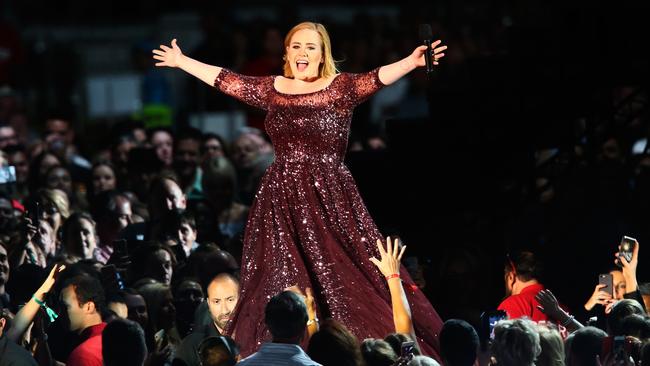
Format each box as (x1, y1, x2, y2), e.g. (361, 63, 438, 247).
(283, 22, 338, 79)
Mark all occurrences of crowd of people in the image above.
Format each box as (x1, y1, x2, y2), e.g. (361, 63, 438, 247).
(2, 100, 650, 366)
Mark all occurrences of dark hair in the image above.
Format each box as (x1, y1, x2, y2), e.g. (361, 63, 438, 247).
(127, 147, 164, 174)
(128, 242, 177, 284)
(569, 326, 607, 366)
(61, 212, 96, 256)
(28, 151, 62, 193)
(308, 319, 363, 366)
(440, 319, 479, 366)
(264, 291, 308, 340)
(608, 299, 646, 336)
(102, 318, 147, 366)
(360, 338, 398, 366)
(607, 299, 645, 336)
(620, 314, 650, 339)
(63, 275, 106, 313)
(198, 336, 240, 366)
(505, 251, 542, 282)
(175, 127, 203, 149)
(201, 133, 229, 156)
(2, 143, 26, 156)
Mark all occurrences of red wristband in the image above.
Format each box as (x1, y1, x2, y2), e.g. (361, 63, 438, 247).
(385, 273, 400, 280)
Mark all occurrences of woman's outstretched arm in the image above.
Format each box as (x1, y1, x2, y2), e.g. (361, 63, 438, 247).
(378, 41, 447, 85)
(370, 237, 418, 345)
(152, 39, 222, 86)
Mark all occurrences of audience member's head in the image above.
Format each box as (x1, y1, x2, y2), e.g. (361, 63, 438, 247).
(122, 288, 149, 330)
(137, 282, 176, 333)
(197, 335, 240, 366)
(148, 127, 174, 167)
(265, 291, 308, 343)
(102, 318, 147, 366)
(491, 318, 541, 366)
(619, 314, 650, 339)
(360, 338, 398, 366)
(568, 326, 607, 366)
(439, 319, 479, 366)
(608, 299, 645, 336)
(504, 251, 542, 296)
(308, 319, 364, 366)
(61, 212, 98, 261)
(60, 275, 106, 333)
(535, 323, 565, 366)
(92, 162, 117, 195)
(407, 356, 441, 366)
(207, 272, 240, 334)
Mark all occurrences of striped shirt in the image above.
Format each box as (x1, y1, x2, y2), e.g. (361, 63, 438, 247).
(236, 343, 321, 366)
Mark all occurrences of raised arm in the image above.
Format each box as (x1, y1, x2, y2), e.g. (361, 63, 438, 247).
(7, 264, 65, 343)
(378, 41, 447, 85)
(370, 237, 417, 344)
(152, 39, 222, 86)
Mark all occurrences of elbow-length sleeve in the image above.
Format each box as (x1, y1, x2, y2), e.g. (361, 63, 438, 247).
(347, 67, 387, 106)
(213, 68, 274, 111)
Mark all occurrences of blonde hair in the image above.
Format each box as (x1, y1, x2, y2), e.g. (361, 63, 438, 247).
(283, 22, 338, 79)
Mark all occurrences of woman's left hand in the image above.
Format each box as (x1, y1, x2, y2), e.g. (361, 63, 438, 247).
(410, 41, 447, 67)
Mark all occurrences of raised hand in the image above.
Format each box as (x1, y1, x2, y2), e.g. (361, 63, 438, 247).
(285, 285, 317, 319)
(370, 236, 406, 278)
(410, 41, 447, 67)
(38, 263, 66, 295)
(616, 239, 639, 294)
(536, 289, 564, 320)
(585, 284, 615, 311)
(152, 39, 184, 68)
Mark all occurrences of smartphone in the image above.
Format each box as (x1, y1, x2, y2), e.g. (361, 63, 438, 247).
(617, 236, 637, 266)
(400, 341, 415, 357)
(613, 336, 626, 362)
(599, 273, 614, 297)
(479, 310, 507, 349)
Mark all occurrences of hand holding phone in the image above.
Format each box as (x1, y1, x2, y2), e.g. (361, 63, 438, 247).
(598, 274, 614, 297)
(616, 236, 637, 267)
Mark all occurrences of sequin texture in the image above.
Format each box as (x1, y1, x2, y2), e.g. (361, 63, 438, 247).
(214, 68, 442, 358)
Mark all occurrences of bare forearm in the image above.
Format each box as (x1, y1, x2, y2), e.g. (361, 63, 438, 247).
(387, 279, 415, 339)
(177, 55, 223, 87)
(378, 57, 417, 86)
(7, 288, 47, 342)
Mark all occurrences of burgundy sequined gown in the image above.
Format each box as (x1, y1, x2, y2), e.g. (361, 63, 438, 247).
(213, 67, 443, 358)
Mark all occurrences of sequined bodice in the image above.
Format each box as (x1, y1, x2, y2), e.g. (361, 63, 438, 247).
(214, 68, 385, 165)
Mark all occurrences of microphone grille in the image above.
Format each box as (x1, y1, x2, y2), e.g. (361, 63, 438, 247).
(418, 24, 432, 40)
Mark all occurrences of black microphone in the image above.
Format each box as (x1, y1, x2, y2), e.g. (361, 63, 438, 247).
(418, 24, 434, 75)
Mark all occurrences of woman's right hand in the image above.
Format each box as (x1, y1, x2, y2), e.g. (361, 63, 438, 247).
(152, 39, 184, 68)
(584, 284, 614, 311)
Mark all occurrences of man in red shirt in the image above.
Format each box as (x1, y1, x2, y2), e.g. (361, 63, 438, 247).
(498, 251, 548, 321)
(60, 276, 107, 366)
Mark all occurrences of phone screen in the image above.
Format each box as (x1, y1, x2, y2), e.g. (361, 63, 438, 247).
(599, 274, 614, 297)
(489, 314, 506, 339)
(401, 341, 415, 357)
